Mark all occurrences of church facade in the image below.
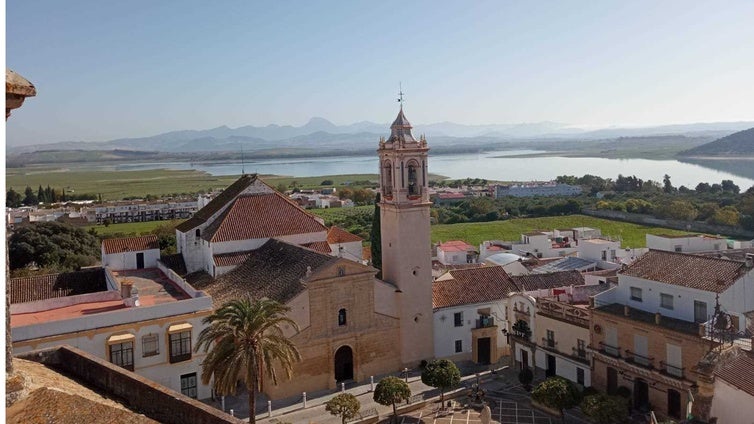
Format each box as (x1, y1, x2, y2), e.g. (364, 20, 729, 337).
(174, 106, 434, 399)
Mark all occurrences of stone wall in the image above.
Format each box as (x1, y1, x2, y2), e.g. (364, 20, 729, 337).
(18, 346, 241, 424)
(582, 208, 754, 239)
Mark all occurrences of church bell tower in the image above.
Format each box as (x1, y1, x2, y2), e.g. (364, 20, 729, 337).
(378, 104, 434, 366)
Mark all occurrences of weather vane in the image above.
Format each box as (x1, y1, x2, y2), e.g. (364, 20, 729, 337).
(397, 82, 404, 105)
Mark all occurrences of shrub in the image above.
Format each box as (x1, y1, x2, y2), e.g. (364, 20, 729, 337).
(531, 376, 581, 415)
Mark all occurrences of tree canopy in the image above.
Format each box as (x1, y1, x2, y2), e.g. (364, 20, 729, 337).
(531, 376, 581, 417)
(373, 376, 411, 422)
(325, 393, 361, 424)
(9, 221, 99, 272)
(420, 359, 461, 403)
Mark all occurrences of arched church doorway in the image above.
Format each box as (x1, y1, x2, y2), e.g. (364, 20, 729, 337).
(334, 345, 354, 382)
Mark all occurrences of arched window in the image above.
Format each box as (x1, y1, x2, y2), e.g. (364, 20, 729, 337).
(407, 161, 419, 196)
(338, 309, 347, 326)
(383, 161, 393, 196)
(195, 228, 201, 238)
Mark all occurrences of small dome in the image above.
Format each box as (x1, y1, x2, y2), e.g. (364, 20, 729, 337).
(485, 252, 522, 266)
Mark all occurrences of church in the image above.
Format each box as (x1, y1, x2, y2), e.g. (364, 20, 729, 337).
(173, 106, 435, 399)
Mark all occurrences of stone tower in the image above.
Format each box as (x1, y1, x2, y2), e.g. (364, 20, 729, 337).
(378, 106, 434, 366)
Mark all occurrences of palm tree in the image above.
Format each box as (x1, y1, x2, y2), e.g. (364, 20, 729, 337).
(195, 298, 301, 424)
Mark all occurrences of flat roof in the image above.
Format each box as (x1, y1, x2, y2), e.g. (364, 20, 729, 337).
(11, 268, 190, 327)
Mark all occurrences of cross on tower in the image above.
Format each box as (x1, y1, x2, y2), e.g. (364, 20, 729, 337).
(397, 83, 404, 105)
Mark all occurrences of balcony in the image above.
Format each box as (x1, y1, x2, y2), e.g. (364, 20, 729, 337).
(598, 341, 621, 358)
(571, 347, 589, 364)
(624, 350, 654, 369)
(659, 361, 685, 379)
(541, 337, 557, 350)
(475, 316, 495, 329)
(537, 298, 590, 328)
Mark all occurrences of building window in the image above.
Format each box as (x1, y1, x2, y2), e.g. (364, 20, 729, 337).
(110, 341, 134, 371)
(454, 312, 464, 327)
(195, 228, 201, 238)
(674, 245, 682, 252)
(546, 329, 555, 348)
(694, 300, 708, 323)
(338, 308, 347, 326)
(337, 266, 345, 277)
(455, 340, 463, 353)
(169, 331, 192, 364)
(576, 339, 586, 358)
(407, 161, 419, 196)
(576, 368, 585, 385)
(180, 372, 198, 399)
(660, 293, 674, 310)
(142, 334, 159, 357)
(630, 287, 642, 302)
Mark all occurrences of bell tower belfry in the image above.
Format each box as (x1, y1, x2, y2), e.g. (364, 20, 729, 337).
(378, 104, 434, 366)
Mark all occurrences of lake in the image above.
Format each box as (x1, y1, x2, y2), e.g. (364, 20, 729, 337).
(101, 150, 754, 189)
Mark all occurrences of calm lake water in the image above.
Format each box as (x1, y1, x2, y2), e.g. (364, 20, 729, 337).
(104, 150, 754, 189)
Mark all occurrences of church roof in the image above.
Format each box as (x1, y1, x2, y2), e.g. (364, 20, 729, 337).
(387, 106, 418, 144)
(201, 191, 327, 243)
(190, 239, 337, 306)
(327, 226, 363, 244)
(176, 174, 257, 232)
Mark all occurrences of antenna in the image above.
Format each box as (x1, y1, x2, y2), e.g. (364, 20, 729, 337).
(241, 144, 245, 175)
(397, 82, 404, 106)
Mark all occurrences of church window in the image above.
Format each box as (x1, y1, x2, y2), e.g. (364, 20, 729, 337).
(195, 228, 201, 238)
(383, 161, 393, 196)
(407, 161, 419, 196)
(338, 309, 347, 326)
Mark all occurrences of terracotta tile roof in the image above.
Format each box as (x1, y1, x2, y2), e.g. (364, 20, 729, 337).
(433, 266, 520, 310)
(102, 235, 159, 254)
(621, 249, 748, 293)
(175, 174, 257, 232)
(715, 353, 754, 396)
(327, 226, 363, 244)
(190, 239, 336, 306)
(438, 240, 475, 252)
(10, 268, 107, 304)
(202, 192, 327, 243)
(362, 246, 372, 261)
(301, 241, 332, 254)
(510, 270, 585, 292)
(160, 253, 187, 276)
(213, 251, 252, 267)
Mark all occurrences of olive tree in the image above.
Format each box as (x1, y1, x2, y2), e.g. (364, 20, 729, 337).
(531, 376, 581, 421)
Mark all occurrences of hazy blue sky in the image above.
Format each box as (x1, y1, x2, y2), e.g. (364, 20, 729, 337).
(6, 0, 754, 145)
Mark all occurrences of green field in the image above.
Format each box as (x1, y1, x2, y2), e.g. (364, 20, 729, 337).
(431, 215, 696, 248)
(85, 220, 185, 236)
(6, 166, 385, 201)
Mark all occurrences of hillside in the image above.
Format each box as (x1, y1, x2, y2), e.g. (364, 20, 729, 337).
(679, 127, 754, 157)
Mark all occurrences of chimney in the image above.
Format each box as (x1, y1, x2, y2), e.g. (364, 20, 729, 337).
(655, 312, 662, 325)
(121, 280, 133, 299)
(624, 305, 630, 316)
(745, 253, 754, 268)
(305, 266, 312, 278)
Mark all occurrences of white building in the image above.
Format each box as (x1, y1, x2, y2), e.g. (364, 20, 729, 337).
(10, 264, 214, 400)
(101, 235, 161, 270)
(710, 353, 754, 424)
(494, 182, 582, 198)
(646, 233, 727, 253)
(327, 226, 365, 263)
(436, 240, 477, 265)
(432, 266, 519, 364)
(88, 199, 197, 224)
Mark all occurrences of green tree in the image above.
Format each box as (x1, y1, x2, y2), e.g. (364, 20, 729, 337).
(373, 376, 411, 423)
(321, 179, 334, 186)
(580, 393, 629, 424)
(325, 393, 361, 424)
(370, 193, 382, 273)
(518, 368, 534, 391)
(22, 186, 38, 206)
(421, 359, 461, 404)
(195, 298, 301, 424)
(531, 376, 581, 421)
(275, 183, 288, 194)
(662, 174, 674, 193)
(711, 206, 740, 226)
(6, 188, 22, 207)
(9, 222, 99, 271)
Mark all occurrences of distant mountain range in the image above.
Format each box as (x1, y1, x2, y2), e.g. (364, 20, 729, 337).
(678, 127, 754, 157)
(7, 117, 754, 156)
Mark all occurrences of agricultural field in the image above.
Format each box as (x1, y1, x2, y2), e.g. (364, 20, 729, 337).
(431, 215, 696, 248)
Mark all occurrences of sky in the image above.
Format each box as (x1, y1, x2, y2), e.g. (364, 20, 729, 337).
(6, 0, 754, 145)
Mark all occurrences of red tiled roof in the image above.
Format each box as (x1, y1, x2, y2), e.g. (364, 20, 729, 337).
(102, 235, 159, 254)
(510, 270, 584, 292)
(203, 192, 327, 243)
(621, 249, 748, 293)
(715, 353, 754, 396)
(327, 226, 363, 244)
(175, 174, 257, 232)
(362, 246, 372, 261)
(301, 241, 332, 254)
(10, 268, 107, 304)
(438, 240, 474, 252)
(433, 266, 520, 309)
(213, 251, 253, 267)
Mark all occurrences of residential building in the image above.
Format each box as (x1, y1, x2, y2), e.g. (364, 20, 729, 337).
(494, 182, 582, 198)
(436, 240, 477, 265)
(327, 226, 365, 263)
(590, 250, 754, 420)
(432, 266, 519, 363)
(101, 235, 161, 270)
(646, 233, 727, 253)
(10, 264, 214, 400)
(89, 199, 198, 224)
(709, 351, 754, 424)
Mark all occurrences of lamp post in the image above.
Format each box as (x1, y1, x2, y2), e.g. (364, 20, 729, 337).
(403, 368, 409, 383)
